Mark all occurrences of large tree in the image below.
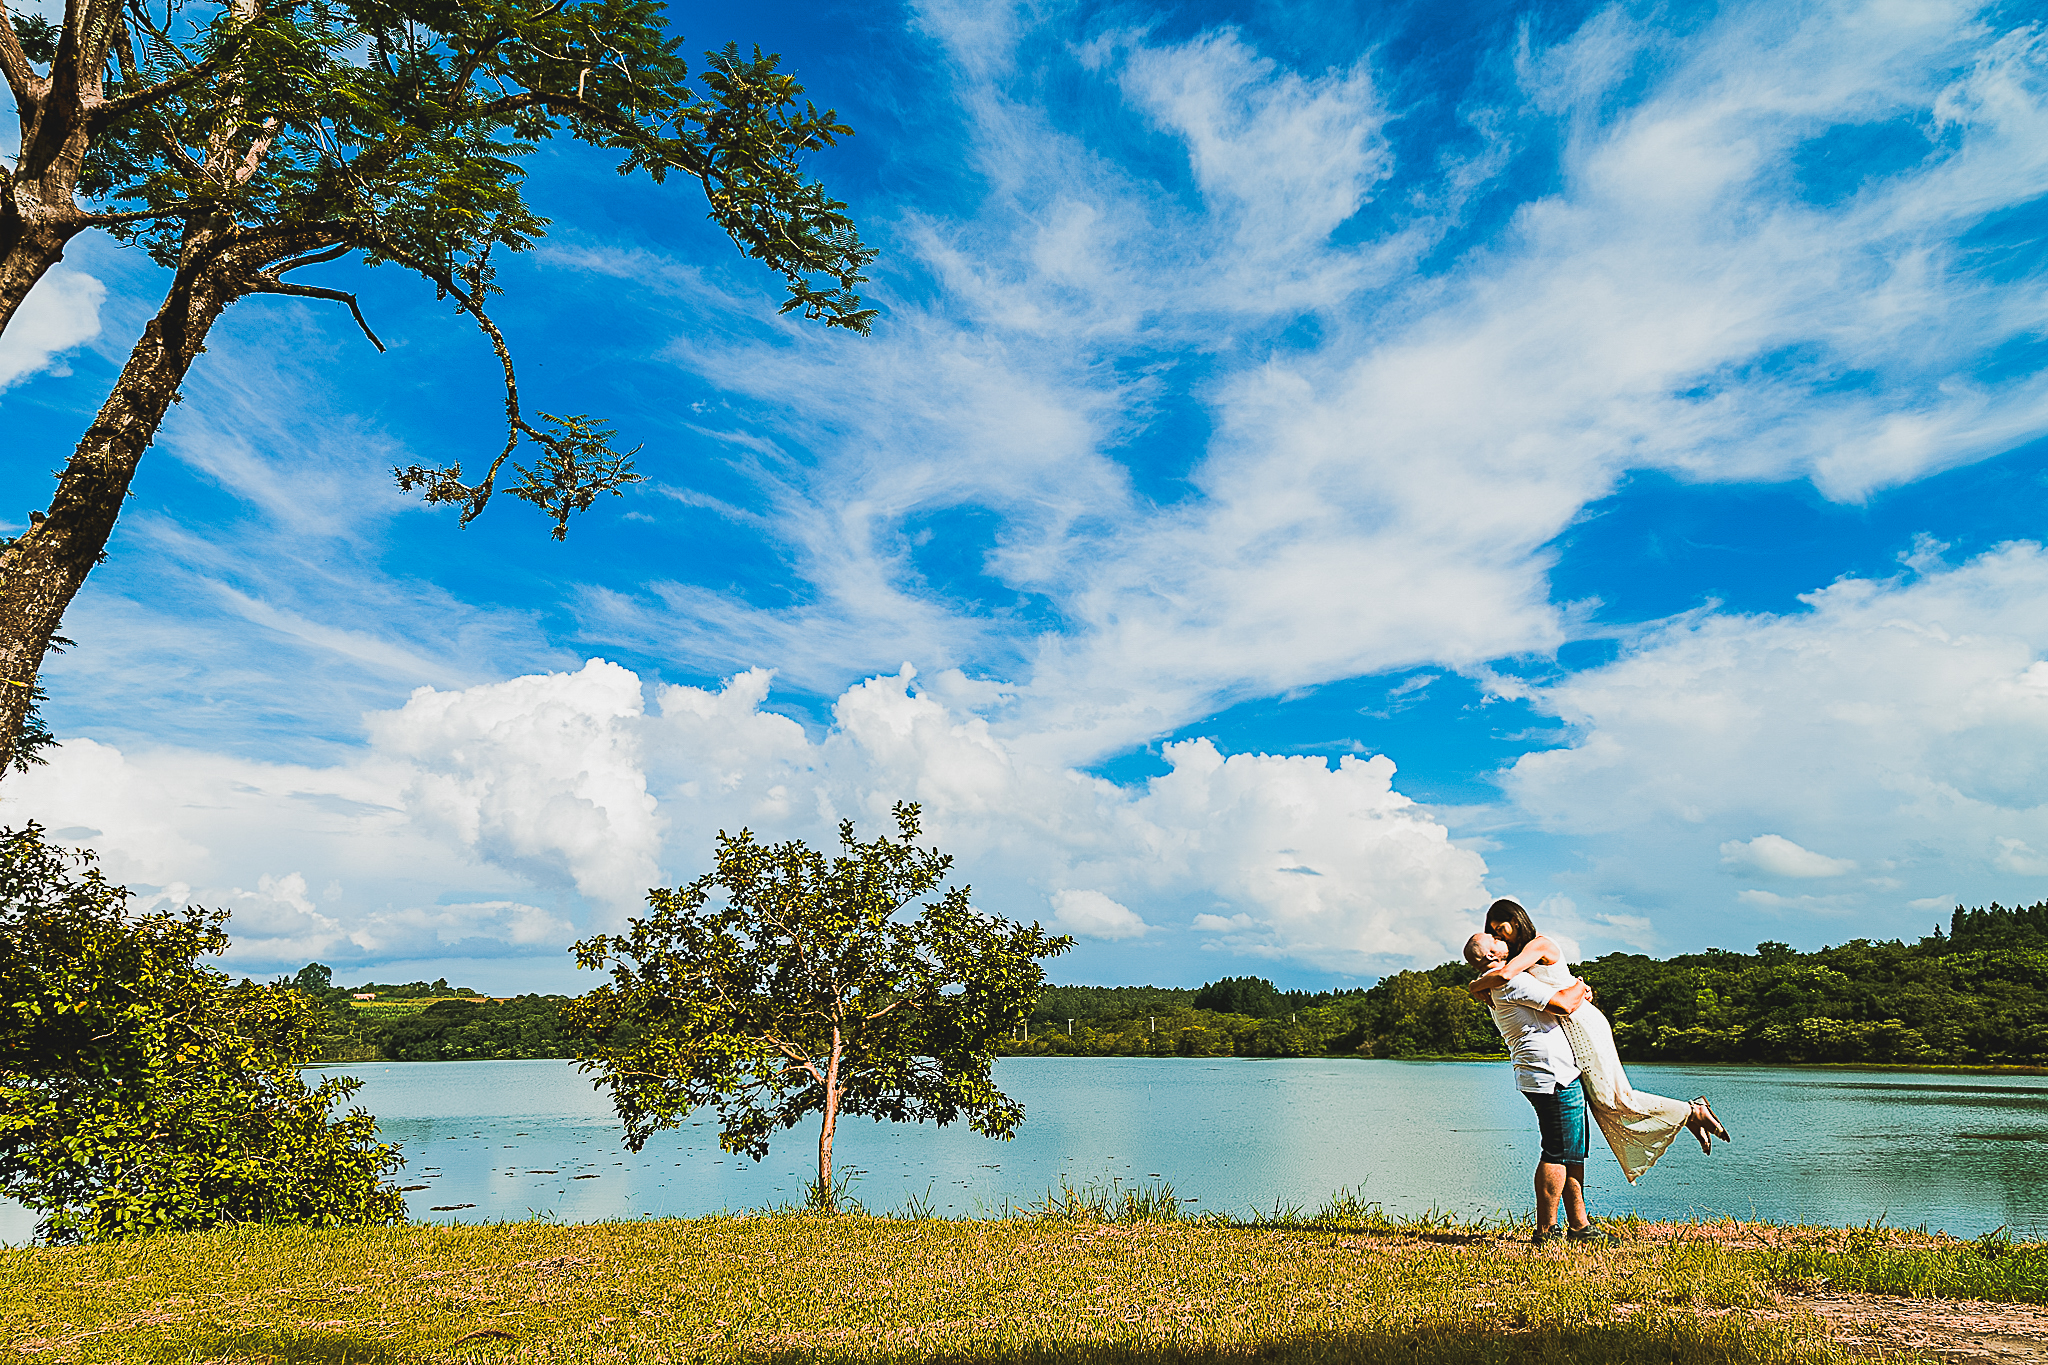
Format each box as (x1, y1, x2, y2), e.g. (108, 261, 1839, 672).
(0, 824, 405, 1242)
(0, 0, 875, 771)
(566, 804, 1072, 1211)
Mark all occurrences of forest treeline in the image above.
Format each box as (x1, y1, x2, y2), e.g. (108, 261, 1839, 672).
(998, 902, 2048, 1066)
(286, 965, 574, 1063)
(287, 901, 2048, 1068)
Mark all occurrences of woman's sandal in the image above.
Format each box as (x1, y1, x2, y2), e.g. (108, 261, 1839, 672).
(1692, 1096, 1732, 1143)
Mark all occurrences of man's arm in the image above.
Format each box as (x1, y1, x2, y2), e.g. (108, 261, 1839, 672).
(1544, 979, 1590, 1015)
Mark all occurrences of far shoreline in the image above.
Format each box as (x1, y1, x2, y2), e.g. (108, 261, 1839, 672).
(305, 1055, 2048, 1077)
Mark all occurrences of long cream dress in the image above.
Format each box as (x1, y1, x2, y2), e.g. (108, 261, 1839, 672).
(1527, 962, 1693, 1184)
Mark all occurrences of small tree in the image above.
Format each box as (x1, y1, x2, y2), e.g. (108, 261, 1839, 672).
(0, 825, 404, 1242)
(566, 803, 1071, 1210)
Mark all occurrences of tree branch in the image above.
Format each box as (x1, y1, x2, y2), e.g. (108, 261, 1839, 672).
(463, 89, 708, 177)
(232, 115, 276, 184)
(246, 278, 385, 351)
(755, 1029, 824, 1084)
(0, 0, 38, 109)
(89, 35, 243, 128)
(77, 203, 185, 228)
(272, 242, 351, 274)
(376, 243, 525, 522)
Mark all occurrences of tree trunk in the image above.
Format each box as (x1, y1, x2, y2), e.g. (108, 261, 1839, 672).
(0, 235, 243, 770)
(0, 201, 83, 339)
(0, 0, 120, 338)
(816, 1027, 842, 1211)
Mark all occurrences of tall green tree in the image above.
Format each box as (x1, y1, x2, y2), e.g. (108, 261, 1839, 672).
(0, 0, 876, 770)
(567, 804, 1071, 1210)
(0, 824, 404, 1242)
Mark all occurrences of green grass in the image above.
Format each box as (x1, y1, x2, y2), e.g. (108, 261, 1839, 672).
(348, 998, 474, 1020)
(1752, 1223, 2048, 1301)
(13, 1187, 2041, 1365)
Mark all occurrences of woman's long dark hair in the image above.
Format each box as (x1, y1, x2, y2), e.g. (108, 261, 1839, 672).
(1485, 898, 1538, 951)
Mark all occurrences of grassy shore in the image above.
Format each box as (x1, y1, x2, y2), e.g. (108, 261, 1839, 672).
(4, 1197, 2044, 1365)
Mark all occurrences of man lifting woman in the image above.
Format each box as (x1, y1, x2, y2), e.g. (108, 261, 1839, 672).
(1467, 898, 1732, 1244)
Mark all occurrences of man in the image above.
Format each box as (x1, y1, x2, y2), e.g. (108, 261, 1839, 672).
(1465, 930, 1618, 1246)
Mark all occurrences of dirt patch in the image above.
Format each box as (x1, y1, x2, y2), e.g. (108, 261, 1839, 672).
(1616, 1220, 1956, 1251)
(1794, 1293, 2048, 1361)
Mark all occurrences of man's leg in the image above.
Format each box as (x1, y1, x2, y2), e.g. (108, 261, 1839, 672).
(1534, 1158, 1565, 1232)
(1562, 1163, 1588, 1231)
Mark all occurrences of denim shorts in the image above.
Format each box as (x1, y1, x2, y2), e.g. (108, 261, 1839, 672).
(1524, 1077, 1588, 1166)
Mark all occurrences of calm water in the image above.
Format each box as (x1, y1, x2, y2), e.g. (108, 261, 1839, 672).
(5, 1058, 2044, 1241)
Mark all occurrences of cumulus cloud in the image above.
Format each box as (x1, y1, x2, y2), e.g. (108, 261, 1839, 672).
(636, 668, 1492, 971)
(0, 268, 104, 391)
(0, 737, 575, 970)
(1720, 835, 1859, 879)
(1048, 889, 1151, 940)
(369, 660, 662, 914)
(1504, 542, 2048, 940)
(4, 660, 1495, 976)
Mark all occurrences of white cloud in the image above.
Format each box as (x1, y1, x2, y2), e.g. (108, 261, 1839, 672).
(1048, 888, 1150, 940)
(3, 660, 1495, 976)
(0, 736, 578, 970)
(369, 660, 662, 916)
(1994, 838, 2048, 876)
(1519, 892, 1656, 963)
(1119, 28, 1395, 296)
(571, 0, 2048, 774)
(1504, 542, 2048, 938)
(1720, 834, 1859, 878)
(0, 268, 104, 391)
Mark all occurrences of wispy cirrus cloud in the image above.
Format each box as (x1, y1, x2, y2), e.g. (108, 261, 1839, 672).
(577, 0, 2048, 770)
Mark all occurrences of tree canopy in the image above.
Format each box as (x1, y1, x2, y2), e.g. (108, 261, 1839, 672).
(0, 0, 875, 770)
(0, 824, 404, 1242)
(566, 804, 1072, 1210)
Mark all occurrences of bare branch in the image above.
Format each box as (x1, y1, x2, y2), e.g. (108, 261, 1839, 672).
(755, 1030, 825, 1084)
(272, 243, 351, 274)
(232, 115, 276, 184)
(119, 0, 198, 74)
(246, 278, 385, 351)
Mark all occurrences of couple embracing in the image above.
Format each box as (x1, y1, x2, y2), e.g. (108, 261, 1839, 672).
(1466, 898, 1732, 1245)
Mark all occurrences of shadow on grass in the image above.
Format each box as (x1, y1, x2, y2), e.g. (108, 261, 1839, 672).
(185, 1327, 513, 1362)
(181, 1320, 1827, 1365)
(738, 1320, 1826, 1365)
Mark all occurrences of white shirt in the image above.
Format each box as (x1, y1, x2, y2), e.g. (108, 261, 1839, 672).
(1487, 970, 1580, 1094)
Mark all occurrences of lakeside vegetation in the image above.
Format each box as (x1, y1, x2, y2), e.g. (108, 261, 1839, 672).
(289, 901, 2048, 1069)
(4, 1200, 2043, 1364)
(1004, 901, 2048, 1067)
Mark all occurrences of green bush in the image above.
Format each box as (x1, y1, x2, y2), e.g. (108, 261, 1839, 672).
(0, 826, 404, 1242)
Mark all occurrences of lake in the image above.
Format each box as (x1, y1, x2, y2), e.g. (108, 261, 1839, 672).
(4, 1057, 2044, 1242)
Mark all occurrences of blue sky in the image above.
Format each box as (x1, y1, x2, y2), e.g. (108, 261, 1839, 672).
(3, 0, 2046, 992)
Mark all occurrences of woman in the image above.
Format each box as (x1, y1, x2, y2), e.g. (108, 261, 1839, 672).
(1471, 898, 1732, 1184)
